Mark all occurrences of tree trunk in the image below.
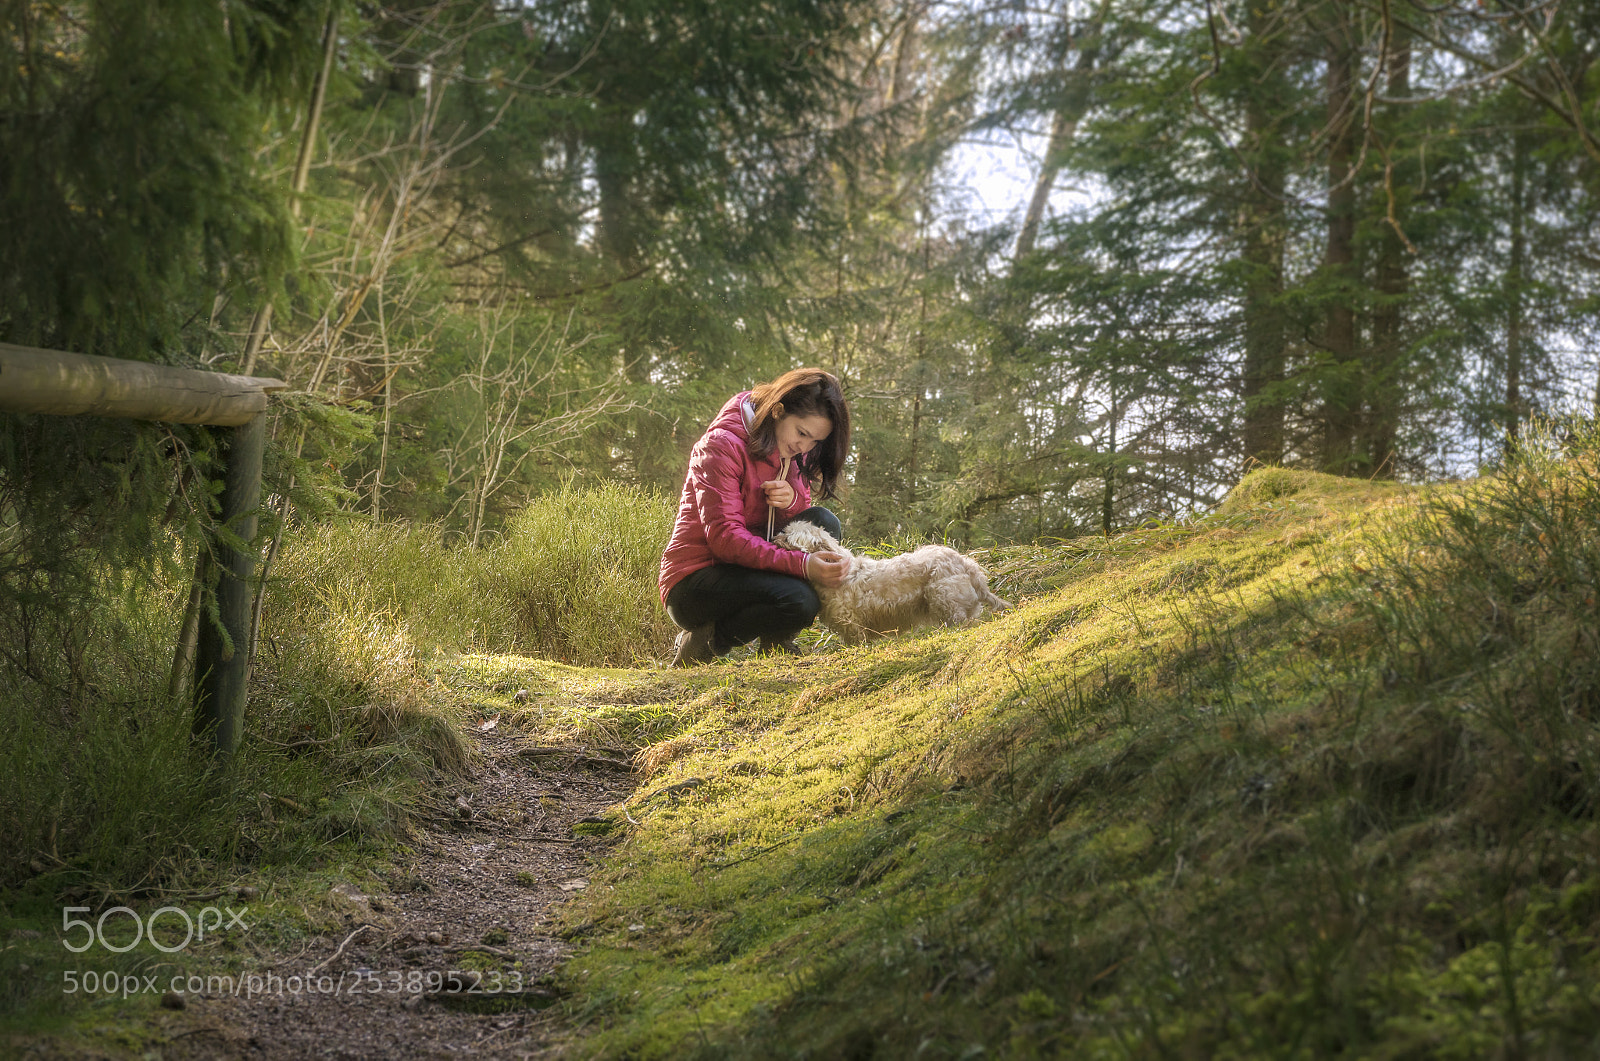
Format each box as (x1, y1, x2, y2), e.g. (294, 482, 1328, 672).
(1101, 399, 1118, 537)
(1240, 3, 1287, 469)
(1320, 22, 1361, 475)
(1015, 108, 1076, 261)
(1014, 13, 1103, 261)
(373, 277, 392, 519)
(885, 3, 919, 107)
(907, 227, 930, 508)
(1364, 29, 1410, 477)
(1505, 129, 1528, 453)
(241, 4, 341, 376)
(597, 131, 668, 485)
(596, 133, 638, 275)
(166, 554, 206, 700)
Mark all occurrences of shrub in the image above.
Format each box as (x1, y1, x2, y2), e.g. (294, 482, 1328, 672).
(267, 481, 675, 668)
(487, 481, 677, 666)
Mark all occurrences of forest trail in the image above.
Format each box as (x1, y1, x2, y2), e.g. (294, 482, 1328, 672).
(158, 727, 631, 1060)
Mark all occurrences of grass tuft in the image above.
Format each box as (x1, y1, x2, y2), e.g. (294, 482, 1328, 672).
(493, 481, 678, 666)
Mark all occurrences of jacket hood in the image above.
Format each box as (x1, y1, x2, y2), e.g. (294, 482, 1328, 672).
(705, 392, 752, 445)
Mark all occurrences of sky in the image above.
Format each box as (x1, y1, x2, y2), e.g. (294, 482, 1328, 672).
(937, 120, 1111, 251)
(940, 128, 1041, 230)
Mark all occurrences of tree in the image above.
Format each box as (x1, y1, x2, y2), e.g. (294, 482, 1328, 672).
(424, 0, 878, 491)
(0, 0, 326, 703)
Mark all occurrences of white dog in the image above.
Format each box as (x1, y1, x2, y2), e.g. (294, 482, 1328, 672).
(772, 521, 1011, 644)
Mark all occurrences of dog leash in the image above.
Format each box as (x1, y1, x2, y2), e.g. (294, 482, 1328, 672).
(766, 456, 791, 541)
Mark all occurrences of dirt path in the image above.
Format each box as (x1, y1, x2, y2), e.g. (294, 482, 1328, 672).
(159, 728, 629, 1060)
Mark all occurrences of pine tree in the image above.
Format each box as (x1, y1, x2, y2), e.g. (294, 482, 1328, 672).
(0, 0, 327, 697)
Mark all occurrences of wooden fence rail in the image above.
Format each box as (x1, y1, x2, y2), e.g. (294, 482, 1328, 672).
(0, 342, 283, 425)
(0, 341, 288, 759)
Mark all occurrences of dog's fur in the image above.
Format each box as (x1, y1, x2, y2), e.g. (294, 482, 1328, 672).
(773, 521, 1011, 644)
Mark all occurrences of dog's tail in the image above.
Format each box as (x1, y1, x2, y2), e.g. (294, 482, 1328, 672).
(962, 554, 1012, 612)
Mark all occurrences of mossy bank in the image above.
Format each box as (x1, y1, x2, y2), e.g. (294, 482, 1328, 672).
(545, 427, 1600, 1058)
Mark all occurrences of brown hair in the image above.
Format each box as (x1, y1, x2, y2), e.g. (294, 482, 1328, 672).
(746, 368, 851, 500)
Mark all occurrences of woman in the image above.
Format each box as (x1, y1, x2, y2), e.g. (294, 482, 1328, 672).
(659, 368, 852, 666)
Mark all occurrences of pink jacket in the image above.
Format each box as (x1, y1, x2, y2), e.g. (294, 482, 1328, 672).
(658, 392, 813, 602)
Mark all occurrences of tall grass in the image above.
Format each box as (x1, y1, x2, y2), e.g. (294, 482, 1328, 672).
(265, 480, 676, 666)
(1, 482, 675, 905)
(0, 557, 468, 903)
(492, 481, 678, 666)
(0, 555, 221, 896)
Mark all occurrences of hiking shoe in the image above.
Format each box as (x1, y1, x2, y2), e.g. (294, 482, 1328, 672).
(760, 636, 803, 656)
(672, 623, 717, 667)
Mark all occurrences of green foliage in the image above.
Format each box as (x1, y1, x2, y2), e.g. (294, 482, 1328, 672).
(0, 418, 209, 691)
(265, 482, 676, 667)
(0, 537, 469, 897)
(491, 482, 677, 666)
(0, 0, 341, 794)
(0, 0, 320, 354)
(0, 477, 675, 920)
(972, 0, 1600, 498)
(0, 573, 218, 890)
(276, 0, 882, 501)
(1219, 466, 1390, 513)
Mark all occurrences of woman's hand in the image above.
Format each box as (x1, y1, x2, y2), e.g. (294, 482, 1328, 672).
(806, 550, 850, 588)
(762, 478, 795, 510)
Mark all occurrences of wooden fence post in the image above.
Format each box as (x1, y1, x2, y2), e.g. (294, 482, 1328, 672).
(166, 555, 206, 700)
(192, 413, 267, 759)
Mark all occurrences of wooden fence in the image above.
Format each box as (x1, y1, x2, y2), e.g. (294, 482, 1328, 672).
(0, 342, 287, 758)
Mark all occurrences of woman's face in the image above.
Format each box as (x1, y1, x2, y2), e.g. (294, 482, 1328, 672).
(773, 410, 832, 462)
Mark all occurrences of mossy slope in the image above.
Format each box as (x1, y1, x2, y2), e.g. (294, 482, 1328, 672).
(544, 437, 1600, 1058)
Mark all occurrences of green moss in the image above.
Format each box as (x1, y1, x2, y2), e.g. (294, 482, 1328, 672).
(538, 423, 1600, 1058)
(1220, 465, 1403, 513)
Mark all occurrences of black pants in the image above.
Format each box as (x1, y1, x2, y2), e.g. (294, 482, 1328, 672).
(664, 506, 842, 654)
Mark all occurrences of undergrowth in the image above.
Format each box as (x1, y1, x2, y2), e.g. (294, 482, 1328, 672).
(268, 480, 677, 668)
(1, 480, 675, 883)
(9, 427, 1600, 1056)
(0, 481, 674, 1033)
(543, 421, 1600, 1058)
